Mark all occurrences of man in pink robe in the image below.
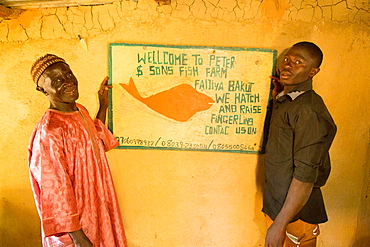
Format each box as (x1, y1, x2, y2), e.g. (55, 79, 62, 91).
(28, 54, 127, 246)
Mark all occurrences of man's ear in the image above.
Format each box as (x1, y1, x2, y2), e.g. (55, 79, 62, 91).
(36, 86, 48, 95)
(309, 67, 320, 78)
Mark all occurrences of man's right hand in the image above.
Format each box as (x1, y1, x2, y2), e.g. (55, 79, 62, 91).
(265, 222, 286, 247)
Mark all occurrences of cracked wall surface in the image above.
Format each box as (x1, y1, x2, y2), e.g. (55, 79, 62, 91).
(0, 0, 369, 42)
(0, 0, 370, 247)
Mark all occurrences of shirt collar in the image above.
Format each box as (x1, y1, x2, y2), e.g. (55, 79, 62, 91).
(276, 78, 313, 101)
(289, 78, 313, 92)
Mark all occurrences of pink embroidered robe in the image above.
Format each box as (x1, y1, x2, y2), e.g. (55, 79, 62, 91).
(28, 103, 127, 246)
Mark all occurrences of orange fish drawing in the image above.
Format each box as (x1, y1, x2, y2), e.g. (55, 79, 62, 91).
(119, 77, 215, 122)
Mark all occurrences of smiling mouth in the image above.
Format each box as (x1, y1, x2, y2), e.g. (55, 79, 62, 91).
(65, 90, 76, 95)
(64, 86, 77, 95)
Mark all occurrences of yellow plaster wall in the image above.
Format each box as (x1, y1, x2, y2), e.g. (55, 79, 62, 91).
(0, 0, 369, 246)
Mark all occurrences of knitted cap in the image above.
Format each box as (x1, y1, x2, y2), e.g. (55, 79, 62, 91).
(30, 54, 68, 84)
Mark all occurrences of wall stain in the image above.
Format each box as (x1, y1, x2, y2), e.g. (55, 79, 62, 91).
(155, 0, 171, 6)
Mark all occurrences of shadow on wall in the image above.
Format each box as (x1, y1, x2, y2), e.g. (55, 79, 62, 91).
(254, 152, 267, 244)
(352, 143, 370, 247)
(352, 237, 370, 247)
(252, 47, 289, 245)
(0, 192, 41, 247)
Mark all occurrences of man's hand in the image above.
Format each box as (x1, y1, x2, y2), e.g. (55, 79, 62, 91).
(270, 76, 284, 100)
(69, 229, 93, 247)
(265, 178, 314, 247)
(265, 222, 286, 247)
(96, 76, 112, 124)
(98, 76, 112, 110)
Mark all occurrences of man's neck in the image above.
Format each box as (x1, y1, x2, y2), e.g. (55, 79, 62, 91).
(283, 78, 313, 94)
(284, 85, 295, 94)
(49, 102, 78, 112)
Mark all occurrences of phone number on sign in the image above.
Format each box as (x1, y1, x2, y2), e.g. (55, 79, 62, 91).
(116, 136, 256, 151)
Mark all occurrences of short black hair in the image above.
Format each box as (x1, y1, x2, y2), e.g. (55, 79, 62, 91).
(293, 41, 323, 68)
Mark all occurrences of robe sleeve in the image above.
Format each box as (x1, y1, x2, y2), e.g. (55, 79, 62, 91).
(29, 127, 81, 237)
(94, 118, 119, 151)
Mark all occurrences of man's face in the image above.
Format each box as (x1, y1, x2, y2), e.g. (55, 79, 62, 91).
(278, 45, 320, 86)
(38, 62, 79, 104)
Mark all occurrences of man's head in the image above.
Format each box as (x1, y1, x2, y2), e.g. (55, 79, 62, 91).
(31, 54, 67, 86)
(278, 41, 323, 87)
(31, 54, 79, 108)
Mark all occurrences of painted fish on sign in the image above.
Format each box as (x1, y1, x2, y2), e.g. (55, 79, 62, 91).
(119, 77, 215, 122)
